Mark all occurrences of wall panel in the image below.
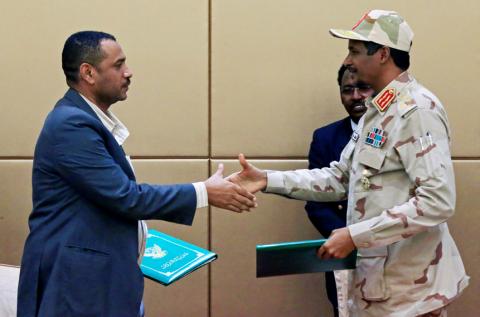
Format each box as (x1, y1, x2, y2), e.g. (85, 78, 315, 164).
(211, 0, 480, 157)
(0, 0, 208, 157)
(210, 160, 333, 317)
(211, 0, 344, 157)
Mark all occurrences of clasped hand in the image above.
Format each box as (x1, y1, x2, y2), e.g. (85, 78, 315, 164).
(204, 162, 257, 213)
(204, 153, 267, 213)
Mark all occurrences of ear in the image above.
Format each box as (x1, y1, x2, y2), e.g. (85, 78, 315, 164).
(378, 46, 391, 64)
(78, 63, 96, 85)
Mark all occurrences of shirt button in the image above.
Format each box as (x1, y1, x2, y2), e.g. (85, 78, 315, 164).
(338, 205, 343, 210)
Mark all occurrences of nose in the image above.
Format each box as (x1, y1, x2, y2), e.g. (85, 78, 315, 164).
(352, 88, 362, 100)
(343, 53, 353, 68)
(124, 66, 133, 79)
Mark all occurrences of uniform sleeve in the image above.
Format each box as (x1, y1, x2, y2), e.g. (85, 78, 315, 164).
(52, 112, 197, 224)
(265, 138, 354, 202)
(348, 108, 455, 248)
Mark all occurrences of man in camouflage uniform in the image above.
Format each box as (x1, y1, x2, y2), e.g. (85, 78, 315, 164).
(229, 10, 469, 317)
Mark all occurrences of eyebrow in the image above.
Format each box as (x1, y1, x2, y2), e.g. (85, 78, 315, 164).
(114, 56, 126, 64)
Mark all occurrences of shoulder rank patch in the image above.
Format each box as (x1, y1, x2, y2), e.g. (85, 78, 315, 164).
(373, 88, 396, 112)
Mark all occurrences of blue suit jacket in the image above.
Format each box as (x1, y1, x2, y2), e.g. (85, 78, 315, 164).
(305, 117, 352, 238)
(17, 89, 197, 317)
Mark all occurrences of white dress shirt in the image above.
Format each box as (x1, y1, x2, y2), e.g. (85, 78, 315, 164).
(350, 119, 358, 132)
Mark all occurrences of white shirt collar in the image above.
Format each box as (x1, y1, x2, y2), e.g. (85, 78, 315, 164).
(79, 94, 130, 146)
(350, 119, 358, 132)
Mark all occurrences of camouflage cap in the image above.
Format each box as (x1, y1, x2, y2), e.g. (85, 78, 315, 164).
(329, 10, 414, 52)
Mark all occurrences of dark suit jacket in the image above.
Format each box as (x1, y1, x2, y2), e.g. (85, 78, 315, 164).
(17, 89, 197, 317)
(305, 117, 352, 238)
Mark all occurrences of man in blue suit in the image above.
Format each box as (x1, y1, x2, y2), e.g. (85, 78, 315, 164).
(304, 65, 373, 317)
(17, 31, 256, 317)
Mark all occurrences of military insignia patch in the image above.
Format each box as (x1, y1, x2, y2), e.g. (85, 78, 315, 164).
(373, 88, 396, 112)
(365, 127, 386, 148)
(351, 131, 359, 142)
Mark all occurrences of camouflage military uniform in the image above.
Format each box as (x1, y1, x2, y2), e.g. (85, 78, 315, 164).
(265, 71, 469, 316)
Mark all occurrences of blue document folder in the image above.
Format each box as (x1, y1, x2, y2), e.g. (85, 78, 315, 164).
(256, 239, 356, 277)
(140, 229, 217, 286)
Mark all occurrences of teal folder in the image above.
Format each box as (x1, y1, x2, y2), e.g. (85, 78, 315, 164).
(140, 229, 217, 286)
(256, 239, 356, 277)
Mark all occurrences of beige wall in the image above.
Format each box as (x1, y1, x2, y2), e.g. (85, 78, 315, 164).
(0, 1, 478, 316)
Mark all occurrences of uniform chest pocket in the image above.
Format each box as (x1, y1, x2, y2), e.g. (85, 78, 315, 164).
(357, 147, 386, 170)
(355, 147, 386, 192)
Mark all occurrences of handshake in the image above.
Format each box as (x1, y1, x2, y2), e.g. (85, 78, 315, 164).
(204, 153, 267, 213)
(204, 153, 355, 259)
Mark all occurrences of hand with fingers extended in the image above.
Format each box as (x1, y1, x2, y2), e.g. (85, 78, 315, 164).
(205, 163, 257, 212)
(316, 227, 356, 259)
(226, 153, 268, 194)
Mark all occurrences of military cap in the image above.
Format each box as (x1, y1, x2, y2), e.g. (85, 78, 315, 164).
(329, 10, 414, 52)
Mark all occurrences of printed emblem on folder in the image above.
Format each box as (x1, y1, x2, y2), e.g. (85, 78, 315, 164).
(373, 88, 396, 112)
(144, 244, 168, 259)
(365, 127, 386, 148)
(140, 229, 217, 286)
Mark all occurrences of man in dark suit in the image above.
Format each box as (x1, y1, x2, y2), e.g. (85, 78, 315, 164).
(17, 31, 256, 317)
(305, 65, 373, 317)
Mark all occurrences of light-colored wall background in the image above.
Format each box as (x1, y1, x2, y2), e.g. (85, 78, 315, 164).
(0, 1, 478, 316)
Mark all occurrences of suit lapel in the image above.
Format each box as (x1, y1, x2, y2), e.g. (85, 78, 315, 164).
(61, 89, 136, 180)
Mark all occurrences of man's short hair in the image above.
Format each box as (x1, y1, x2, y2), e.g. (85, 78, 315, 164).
(337, 64, 348, 86)
(363, 41, 410, 71)
(62, 31, 116, 85)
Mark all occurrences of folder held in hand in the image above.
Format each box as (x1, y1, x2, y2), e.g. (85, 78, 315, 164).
(140, 229, 217, 286)
(256, 239, 356, 278)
